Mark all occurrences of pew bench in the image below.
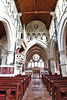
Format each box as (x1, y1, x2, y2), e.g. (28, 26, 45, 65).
(48, 80, 67, 94)
(0, 77, 26, 95)
(44, 75, 67, 90)
(0, 74, 31, 100)
(0, 83, 20, 100)
(42, 75, 60, 86)
(52, 84, 67, 100)
(0, 80, 23, 100)
(0, 89, 11, 100)
(42, 75, 67, 100)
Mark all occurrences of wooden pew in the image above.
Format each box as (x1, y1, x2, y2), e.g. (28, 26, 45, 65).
(56, 84, 67, 100)
(42, 74, 60, 86)
(42, 75, 67, 100)
(6, 89, 11, 100)
(52, 82, 67, 100)
(44, 75, 61, 90)
(15, 74, 31, 90)
(44, 75, 67, 90)
(63, 90, 67, 100)
(16, 74, 31, 86)
(0, 74, 31, 89)
(0, 77, 26, 94)
(0, 74, 31, 100)
(0, 74, 31, 98)
(0, 77, 25, 97)
(11, 76, 28, 93)
(0, 89, 11, 100)
(48, 80, 67, 94)
(45, 76, 67, 100)
(15, 75, 30, 89)
(0, 80, 23, 100)
(0, 83, 20, 100)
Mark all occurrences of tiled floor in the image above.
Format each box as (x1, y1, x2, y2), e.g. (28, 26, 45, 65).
(23, 79, 51, 100)
(33, 73, 40, 78)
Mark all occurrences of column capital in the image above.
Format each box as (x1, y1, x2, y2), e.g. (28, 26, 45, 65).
(50, 12, 56, 19)
(49, 58, 55, 61)
(7, 51, 14, 55)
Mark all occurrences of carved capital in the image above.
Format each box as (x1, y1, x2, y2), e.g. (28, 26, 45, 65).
(50, 12, 56, 19)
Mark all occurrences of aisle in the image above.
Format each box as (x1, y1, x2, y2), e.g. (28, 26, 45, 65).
(23, 79, 51, 100)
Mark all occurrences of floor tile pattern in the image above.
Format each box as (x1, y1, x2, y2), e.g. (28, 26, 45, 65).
(23, 79, 51, 100)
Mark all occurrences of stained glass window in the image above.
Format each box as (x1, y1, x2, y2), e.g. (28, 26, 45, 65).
(33, 54, 40, 61)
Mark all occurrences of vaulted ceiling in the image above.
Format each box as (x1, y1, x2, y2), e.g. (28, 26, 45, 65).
(14, 0, 58, 30)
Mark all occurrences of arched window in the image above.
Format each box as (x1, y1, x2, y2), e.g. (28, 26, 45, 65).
(33, 54, 40, 61)
(27, 54, 44, 69)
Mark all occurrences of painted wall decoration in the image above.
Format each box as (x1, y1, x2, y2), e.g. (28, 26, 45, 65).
(34, 24, 38, 29)
(26, 21, 49, 42)
(0, 67, 14, 74)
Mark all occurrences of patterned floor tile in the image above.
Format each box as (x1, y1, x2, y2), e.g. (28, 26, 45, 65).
(23, 79, 51, 100)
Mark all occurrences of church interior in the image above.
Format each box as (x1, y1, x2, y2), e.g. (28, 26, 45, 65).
(0, 0, 67, 100)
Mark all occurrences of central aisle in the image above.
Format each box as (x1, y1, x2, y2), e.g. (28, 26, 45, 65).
(23, 79, 51, 100)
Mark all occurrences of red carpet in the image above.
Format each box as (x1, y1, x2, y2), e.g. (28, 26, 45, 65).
(23, 79, 51, 100)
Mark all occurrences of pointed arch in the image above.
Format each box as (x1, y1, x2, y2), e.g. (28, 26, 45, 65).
(0, 11, 16, 64)
(25, 39, 48, 55)
(25, 39, 49, 70)
(58, 10, 67, 76)
(58, 10, 67, 51)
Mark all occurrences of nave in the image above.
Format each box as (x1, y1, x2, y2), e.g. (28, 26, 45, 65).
(0, 74, 67, 100)
(0, 0, 67, 100)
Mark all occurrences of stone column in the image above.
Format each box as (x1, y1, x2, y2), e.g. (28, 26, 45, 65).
(7, 51, 14, 65)
(50, 58, 57, 75)
(60, 51, 67, 76)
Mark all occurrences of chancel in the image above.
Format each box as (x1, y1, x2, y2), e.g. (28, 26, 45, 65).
(0, 0, 67, 100)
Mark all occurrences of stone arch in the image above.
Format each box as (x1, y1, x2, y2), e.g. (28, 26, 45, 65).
(0, 21, 8, 65)
(0, 17, 14, 52)
(58, 10, 67, 76)
(25, 39, 48, 56)
(58, 10, 67, 51)
(0, 11, 16, 64)
(25, 40, 49, 70)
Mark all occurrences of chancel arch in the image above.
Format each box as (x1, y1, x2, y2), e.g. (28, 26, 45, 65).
(26, 43, 48, 70)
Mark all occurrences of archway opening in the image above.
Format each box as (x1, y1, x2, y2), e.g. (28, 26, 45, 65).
(26, 44, 49, 77)
(66, 24, 67, 53)
(0, 21, 8, 65)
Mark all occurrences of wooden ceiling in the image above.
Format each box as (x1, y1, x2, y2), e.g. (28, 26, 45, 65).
(14, 0, 58, 30)
(0, 21, 6, 39)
